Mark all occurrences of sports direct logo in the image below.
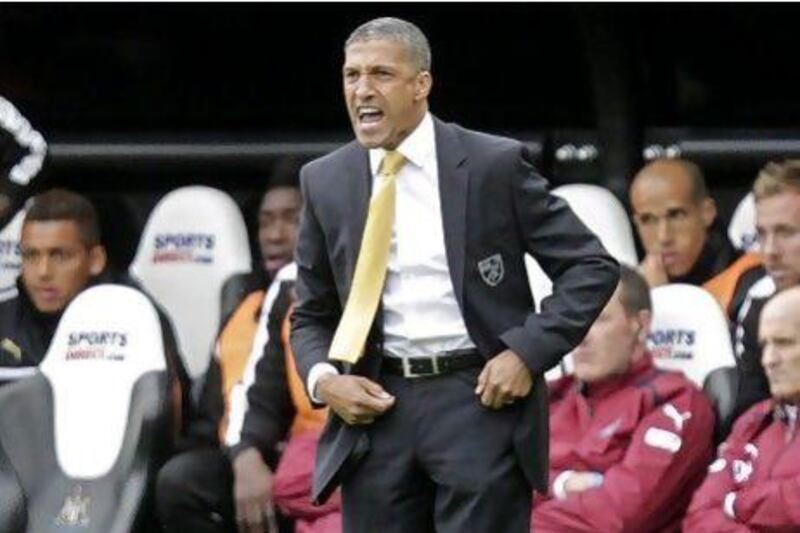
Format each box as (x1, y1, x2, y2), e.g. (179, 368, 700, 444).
(648, 329, 696, 360)
(152, 233, 215, 264)
(0, 238, 21, 270)
(65, 331, 128, 362)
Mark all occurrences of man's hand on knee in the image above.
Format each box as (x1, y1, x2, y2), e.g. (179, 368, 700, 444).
(476, 350, 533, 409)
(232, 447, 279, 533)
(316, 374, 395, 425)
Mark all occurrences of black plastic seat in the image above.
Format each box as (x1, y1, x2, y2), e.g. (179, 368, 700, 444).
(0, 284, 176, 532)
(703, 365, 739, 444)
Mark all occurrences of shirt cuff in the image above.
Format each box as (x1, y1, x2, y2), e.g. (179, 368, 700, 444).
(308, 362, 340, 403)
(552, 470, 575, 500)
(723, 491, 737, 520)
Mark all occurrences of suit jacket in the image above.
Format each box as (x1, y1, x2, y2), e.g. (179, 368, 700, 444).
(291, 117, 619, 504)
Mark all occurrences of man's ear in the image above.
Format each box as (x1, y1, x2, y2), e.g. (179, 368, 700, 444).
(415, 71, 432, 102)
(700, 197, 718, 229)
(636, 309, 652, 343)
(88, 245, 107, 276)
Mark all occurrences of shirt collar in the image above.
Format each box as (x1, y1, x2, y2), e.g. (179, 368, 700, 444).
(369, 112, 434, 175)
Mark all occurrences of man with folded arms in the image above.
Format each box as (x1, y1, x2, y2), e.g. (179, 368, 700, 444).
(533, 265, 714, 532)
(684, 286, 800, 532)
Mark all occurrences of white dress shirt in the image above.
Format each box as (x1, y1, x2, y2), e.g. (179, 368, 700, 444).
(308, 112, 475, 399)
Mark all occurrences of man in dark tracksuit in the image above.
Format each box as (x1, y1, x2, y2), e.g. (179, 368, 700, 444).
(0, 190, 107, 372)
(157, 267, 301, 533)
(733, 161, 800, 421)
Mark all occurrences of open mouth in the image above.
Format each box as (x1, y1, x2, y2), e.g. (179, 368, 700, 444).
(358, 106, 384, 125)
(264, 254, 288, 272)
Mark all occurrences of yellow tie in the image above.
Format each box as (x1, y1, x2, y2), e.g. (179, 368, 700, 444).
(328, 151, 406, 363)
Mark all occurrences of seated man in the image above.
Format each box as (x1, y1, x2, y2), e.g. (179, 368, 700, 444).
(532, 265, 714, 532)
(0, 189, 108, 368)
(684, 286, 800, 532)
(157, 175, 340, 533)
(734, 160, 800, 419)
(194, 174, 304, 446)
(158, 264, 338, 533)
(630, 159, 762, 318)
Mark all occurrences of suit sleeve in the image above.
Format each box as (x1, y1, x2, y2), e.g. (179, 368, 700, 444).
(290, 165, 343, 387)
(534, 387, 714, 532)
(499, 146, 619, 373)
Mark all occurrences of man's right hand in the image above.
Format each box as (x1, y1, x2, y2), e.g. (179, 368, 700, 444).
(638, 253, 669, 287)
(316, 374, 395, 425)
(233, 447, 279, 533)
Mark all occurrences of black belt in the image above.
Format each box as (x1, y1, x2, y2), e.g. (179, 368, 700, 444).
(382, 349, 484, 378)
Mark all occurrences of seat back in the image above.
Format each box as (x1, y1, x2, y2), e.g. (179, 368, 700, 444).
(129, 186, 252, 379)
(526, 184, 638, 310)
(523, 185, 638, 381)
(0, 284, 172, 532)
(648, 283, 736, 387)
(40, 285, 167, 479)
(728, 192, 758, 251)
(703, 365, 739, 443)
(0, 209, 25, 302)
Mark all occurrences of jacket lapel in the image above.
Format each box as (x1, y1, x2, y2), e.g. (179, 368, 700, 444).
(434, 119, 469, 313)
(345, 146, 372, 284)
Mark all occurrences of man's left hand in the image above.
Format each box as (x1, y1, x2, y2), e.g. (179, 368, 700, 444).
(475, 349, 533, 409)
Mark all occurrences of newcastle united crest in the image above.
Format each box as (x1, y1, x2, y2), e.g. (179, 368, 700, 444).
(56, 484, 90, 527)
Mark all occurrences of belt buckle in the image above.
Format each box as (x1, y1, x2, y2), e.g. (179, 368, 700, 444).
(401, 355, 440, 378)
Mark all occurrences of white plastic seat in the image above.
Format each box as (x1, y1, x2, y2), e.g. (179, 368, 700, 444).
(728, 192, 758, 252)
(648, 283, 736, 387)
(523, 185, 638, 381)
(0, 209, 26, 302)
(0, 284, 173, 532)
(129, 186, 252, 379)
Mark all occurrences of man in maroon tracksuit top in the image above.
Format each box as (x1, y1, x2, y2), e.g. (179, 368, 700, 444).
(532, 265, 715, 532)
(684, 286, 800, 532)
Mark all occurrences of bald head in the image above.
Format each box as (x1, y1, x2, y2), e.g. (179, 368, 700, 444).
(760, 287, 800, 402)
(762, 287, 800, 332)
(631, 159, 708, 203)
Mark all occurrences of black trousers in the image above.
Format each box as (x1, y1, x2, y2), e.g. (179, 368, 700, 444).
(341, 367, 531, 533)
(155, 447, 293, 533)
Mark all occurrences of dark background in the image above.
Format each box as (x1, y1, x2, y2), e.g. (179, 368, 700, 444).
(2, 3, 798, 267)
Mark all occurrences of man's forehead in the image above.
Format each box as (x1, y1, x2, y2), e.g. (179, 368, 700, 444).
(21, 220, 82, 243)
(260, 187, 300, 212)
(760, 316, 799, 342)
(757, 192, 800, 221)
(632, 179, 696, 210)
(344, 39, 411, 65)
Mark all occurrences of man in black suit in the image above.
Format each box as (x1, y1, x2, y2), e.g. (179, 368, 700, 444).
(291, 17, 619, 533)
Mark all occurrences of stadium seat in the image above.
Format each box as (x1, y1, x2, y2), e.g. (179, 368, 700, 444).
(648, 283, 736, 388)
(524, 184, 638, 380)
(0, 284, 175, 532)
(728, 192, 758, 251)
(0, 208, 25, 302)
(703, 365, 739, 443)
(129, 186, 252, 379)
